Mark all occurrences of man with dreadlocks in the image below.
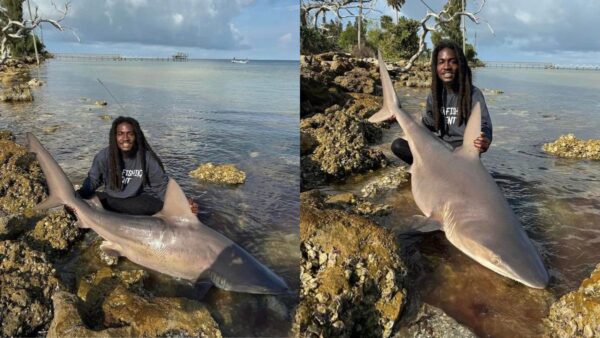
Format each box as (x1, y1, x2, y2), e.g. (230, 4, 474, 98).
(371, 39, 492, 164)
(77, 116, 197, 215)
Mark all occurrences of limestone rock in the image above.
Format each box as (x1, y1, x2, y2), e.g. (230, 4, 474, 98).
(394, 304, 477, 338)
(27, 78, 44, 87)
(0, 84, 33, 102)
(0, 240, 59, 337)
(294, 196, 407, 338)
(544, 263, 600, 337)
(543, 134, 600, 160)
(361, 166, 411, 199)
(189, 162, 246, 185)
(334, 68, 377, 94)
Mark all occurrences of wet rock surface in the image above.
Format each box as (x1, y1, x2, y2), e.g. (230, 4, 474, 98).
(0, 241, 60, 337)
(543, 134, 600, 160)
(0, 84, 34, 102)
(294, 191, 407, 338)
(545, 263, 600, 337)
(361, 166, 411, 199)
(189, 162, 247, 184)
(301, 109, 387, 188)
(0, 135, 222, 336)
(394, 303, 477, 338)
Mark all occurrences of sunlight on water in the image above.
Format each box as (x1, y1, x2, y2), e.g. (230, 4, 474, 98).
(327, 67, 600, 338)
(0, 59, 299, 336)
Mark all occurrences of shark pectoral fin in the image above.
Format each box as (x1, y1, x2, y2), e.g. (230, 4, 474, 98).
(100, 241, 122, 258)
(406, 215, 443, 233)
(35, 195, 64, 211)
(154, 179, 197, 223)
(368, 107, 393, 123)
(456, 102, 483, 160)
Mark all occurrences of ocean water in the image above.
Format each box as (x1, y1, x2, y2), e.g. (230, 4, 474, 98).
(0, 59, 299, 336)
(330, 67, 600, 337)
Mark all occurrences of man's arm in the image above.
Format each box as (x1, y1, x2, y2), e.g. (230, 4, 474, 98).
(78, 151, 105, 199)
(421, 94, 437, 132)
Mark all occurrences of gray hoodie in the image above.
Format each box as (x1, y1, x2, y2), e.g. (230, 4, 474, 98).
(79, 147, 168, 200)
(422, 86, 493, 149)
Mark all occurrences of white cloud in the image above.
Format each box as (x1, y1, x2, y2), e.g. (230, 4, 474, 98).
(514, 10, 532, 25)
(172, 13, 184, 25)
(278, 32, 292, 46)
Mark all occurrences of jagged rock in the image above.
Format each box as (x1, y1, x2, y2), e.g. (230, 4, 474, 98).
(543, 134, 600, 160)
(43, 125, 61, 134)
(0, 139, 46, 215)
(26, 209, 80, 254)
(394, 303, 477, 338)
(0, 130, 15, 141)
(0, 84, 33, 102)
(334, 67, 377, 94)
(48, 291, 132, 337)
(301, 131, 318, 156)
(99, 114, 113, 121)
(294, 194, 407, 338)
(361, 166, 411, 199)
(0, 240, 60, 337)
(27, 78, 44, 87)
(544, 263, 600, 337)
(303, 109, 386, 183)
(94, 100, 107, 106)
(189, 162, 246, 185)
(345, 92, 383, 120)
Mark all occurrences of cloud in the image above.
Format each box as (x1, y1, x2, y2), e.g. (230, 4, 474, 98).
(38, 0, 255, 50)
(278, 32, 292, 46)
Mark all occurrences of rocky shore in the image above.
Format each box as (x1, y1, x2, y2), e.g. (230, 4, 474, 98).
(543, 134, 600, 160)
(0, 58, 42, 102)
(298, 52, 600, 337)
(0, 133, 223, 336)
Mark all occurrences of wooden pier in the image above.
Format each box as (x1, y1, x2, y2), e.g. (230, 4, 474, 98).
(483, 61, 600, 71)
(52, 53, 189, 62)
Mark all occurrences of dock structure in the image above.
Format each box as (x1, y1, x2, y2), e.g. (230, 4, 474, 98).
(483, 61, 600, 71)
(52, 53, 189, 62)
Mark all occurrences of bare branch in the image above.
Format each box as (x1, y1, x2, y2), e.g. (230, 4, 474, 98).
(398, 0, 492, 72)
(0, 0, 74, 64)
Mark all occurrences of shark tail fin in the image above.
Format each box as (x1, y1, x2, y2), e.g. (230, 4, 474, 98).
(26, 133, 77, 210)
(154, 179, 197, 222)
(455, 102, 482, 159)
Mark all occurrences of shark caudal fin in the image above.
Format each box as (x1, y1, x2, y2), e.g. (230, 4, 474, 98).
(455, 102, 482, 159)
(26, 133, 76, 210)
(154, 179, 197, 222)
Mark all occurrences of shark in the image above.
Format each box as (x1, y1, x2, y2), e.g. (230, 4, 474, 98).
(27, 132, 289, 294)
(372, 52, 549, 288)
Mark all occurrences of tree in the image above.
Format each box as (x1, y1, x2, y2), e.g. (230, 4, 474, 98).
(386, 0, 406, 22)
(0, 0, 73, 64)
(430, 0, 462, 47)
(367, 15, 419, 61)
(392, 0, 492, 72)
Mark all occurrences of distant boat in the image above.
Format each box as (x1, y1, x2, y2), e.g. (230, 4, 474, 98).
(172, 52, 188, 61)
(231, 57, 249, 64)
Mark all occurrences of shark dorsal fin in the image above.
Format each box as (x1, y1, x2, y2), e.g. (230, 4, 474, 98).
(456, 102, 482, 159)
(155, 179, 197, 221)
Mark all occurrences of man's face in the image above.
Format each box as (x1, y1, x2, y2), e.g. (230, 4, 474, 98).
(436, 48, 459, 84)
(116, 122, 135, 153)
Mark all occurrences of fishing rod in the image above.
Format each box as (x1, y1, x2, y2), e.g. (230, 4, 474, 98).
(96, 78, 128, 115)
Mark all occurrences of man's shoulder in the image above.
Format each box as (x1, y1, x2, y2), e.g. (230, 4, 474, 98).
(93, 147, 110, 161)
(471, 86, 484, 96)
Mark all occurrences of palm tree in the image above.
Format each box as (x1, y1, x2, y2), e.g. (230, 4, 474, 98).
(386, 0, 405, 23)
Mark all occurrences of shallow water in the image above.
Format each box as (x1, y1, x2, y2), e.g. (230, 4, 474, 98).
(327, 68, 600, 337)
(0, 59, 299, 336)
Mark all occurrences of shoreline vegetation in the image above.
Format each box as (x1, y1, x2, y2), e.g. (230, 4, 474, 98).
(297, 50, 600, 337)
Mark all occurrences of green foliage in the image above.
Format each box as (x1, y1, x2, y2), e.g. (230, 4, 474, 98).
(338, 23, 358, 51)
(367, 16, 420, 61)
(431, 0, 463, 47)
(301, 26, 337, 54)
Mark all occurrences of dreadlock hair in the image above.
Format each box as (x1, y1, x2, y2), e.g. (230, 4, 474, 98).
(107, 116, 164, 191)
(430, 39, 473, 135)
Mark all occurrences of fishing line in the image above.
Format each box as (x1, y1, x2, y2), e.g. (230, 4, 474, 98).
(96, 78, 128, 115)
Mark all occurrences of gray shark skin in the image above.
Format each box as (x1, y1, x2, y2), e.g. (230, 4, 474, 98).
(374, 52, 549, 288)
(27, 132, 289, 294)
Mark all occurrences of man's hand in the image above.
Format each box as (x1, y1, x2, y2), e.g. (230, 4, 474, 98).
(188, 197, 199, 214)
(474, 132, 491, 153)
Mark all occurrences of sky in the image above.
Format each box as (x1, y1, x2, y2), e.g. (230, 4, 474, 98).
(35, 0, 299, 60)
(375, 0, 600, 64)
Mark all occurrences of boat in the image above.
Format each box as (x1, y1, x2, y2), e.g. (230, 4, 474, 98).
(231, 57, 249, 64)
